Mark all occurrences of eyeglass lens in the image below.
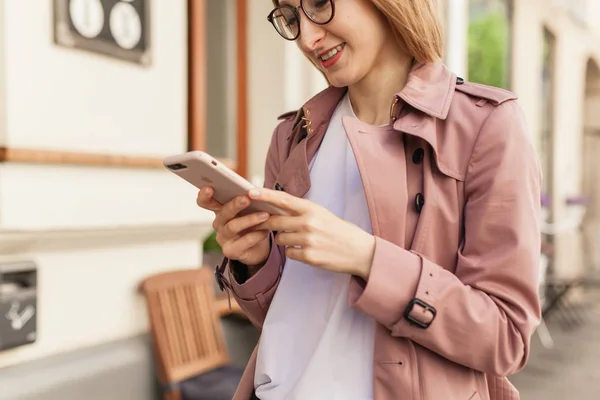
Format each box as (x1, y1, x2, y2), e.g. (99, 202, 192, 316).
(270, 0, 334, 40)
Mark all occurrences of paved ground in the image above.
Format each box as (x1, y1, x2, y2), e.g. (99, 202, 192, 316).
(510, 291, 600, 400)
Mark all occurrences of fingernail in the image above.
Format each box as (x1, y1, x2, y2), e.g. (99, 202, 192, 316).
(238, 197, 248, 206)
(258, 212, 269, 220)
(249, 189, 261, 198)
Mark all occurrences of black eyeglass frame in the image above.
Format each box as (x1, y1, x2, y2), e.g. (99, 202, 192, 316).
(267, 0, 336, 41)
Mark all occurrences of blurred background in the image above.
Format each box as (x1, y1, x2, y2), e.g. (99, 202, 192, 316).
(0, 0, 598, 399)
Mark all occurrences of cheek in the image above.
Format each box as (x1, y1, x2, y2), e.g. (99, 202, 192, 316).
(348, 32, 377, 64)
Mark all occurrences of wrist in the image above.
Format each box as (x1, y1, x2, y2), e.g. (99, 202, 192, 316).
(354, 234, 375, 280)
(246, 233, 273, 277)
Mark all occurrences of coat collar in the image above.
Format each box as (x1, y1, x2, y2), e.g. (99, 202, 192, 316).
(277, 61, 459, 198)
(397, 61, 457, 120)
(289, 60, 457, 137)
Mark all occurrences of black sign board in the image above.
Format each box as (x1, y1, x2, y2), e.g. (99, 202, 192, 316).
(0, 262, 37, 352)
(53, 0, 151, 66)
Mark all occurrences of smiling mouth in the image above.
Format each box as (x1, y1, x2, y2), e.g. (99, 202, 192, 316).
(319, 44, 345, 62)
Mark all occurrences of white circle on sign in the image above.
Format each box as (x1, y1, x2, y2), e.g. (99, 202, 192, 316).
(109, 2, 142, 50)
(69, 0, 104, 39)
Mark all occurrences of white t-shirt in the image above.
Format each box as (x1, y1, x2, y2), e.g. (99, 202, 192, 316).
(254, 94, 376, 400)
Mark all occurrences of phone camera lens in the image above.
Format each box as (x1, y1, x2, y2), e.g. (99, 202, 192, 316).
(167, 163, 187, 171)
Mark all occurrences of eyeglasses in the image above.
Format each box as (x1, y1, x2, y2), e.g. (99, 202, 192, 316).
(267, 0, 335, 41)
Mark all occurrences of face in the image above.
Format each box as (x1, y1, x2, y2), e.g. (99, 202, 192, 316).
(272, 0, 401, 87)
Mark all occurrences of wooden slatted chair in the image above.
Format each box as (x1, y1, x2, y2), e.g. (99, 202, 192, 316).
(140, 268, 244, 400)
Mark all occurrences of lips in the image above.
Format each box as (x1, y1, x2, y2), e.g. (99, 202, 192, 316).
(319, 43, 345, 62)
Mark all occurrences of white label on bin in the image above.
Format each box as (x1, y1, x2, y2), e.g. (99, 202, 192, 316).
(5, 300, 35, 331)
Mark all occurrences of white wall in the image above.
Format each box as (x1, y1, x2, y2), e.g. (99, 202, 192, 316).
(0, 0, 5, 144)
(0, 0, 214, 232)
(445, 0, 468, 78)
(544, 5, 599, 278)
(584, 95, 600, 129)
(0, 241, 202, 368)
(247, 1, 287, 183)
(504, 0, 600, 277)
(247, 1, 327, 184)
(3, 0, 188, 156)
(588, 0, 600, 39)
(0, 0, 215, 368)
(511, 0, 543, 144)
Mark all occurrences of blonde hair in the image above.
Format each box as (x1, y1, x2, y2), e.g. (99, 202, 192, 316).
(271, 0, 444, 64)
(371, 0, 444, 63)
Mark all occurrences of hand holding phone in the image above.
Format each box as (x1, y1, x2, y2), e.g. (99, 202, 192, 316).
(164, 151, 279, 266)
(197, 186, 272, 267)
(163, 151, 287, 216)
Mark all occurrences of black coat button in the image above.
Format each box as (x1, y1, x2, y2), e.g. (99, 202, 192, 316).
(274, 183, 284, 191)
(415, 193, 425, 213)
(412, 148, 424, 164)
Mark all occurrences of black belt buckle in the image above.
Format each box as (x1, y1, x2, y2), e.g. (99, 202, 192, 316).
(214, 265, 225, 291)
(404, 298, 436, 329)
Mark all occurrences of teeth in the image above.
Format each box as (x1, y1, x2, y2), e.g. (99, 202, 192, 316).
(321, 45, 344, 61)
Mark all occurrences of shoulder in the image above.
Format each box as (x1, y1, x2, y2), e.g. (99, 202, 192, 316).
(454, 83, 537, 182)
(454, 81, 528, 142)
(453, 79, 518, 107)
(440, 79, 532, 180)
(448, 79, 524, 135)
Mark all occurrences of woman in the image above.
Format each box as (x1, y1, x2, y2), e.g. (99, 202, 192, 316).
(199, 0, 541, 399)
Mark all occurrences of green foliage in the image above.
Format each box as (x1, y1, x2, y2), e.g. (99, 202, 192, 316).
(203, 229, 222, 252)
(467, 10, 510, 89)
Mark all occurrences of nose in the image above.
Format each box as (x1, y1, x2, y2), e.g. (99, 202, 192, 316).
(297, 14, 325, 52)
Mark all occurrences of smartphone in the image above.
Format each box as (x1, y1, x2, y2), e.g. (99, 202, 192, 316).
(163, 151, 288, 216)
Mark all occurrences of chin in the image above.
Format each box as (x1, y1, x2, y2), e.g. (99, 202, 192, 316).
(324, 70, 359, 88)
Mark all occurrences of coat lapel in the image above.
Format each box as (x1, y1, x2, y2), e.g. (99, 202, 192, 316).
(273, 61, 458, 199)
(342, 117, 408, 246)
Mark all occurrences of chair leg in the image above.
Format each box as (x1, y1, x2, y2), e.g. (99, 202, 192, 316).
(537, 317, 554, 349)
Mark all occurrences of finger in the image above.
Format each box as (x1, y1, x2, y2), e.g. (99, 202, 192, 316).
(214, 195, 251, 229)
(275, 232, 309, 247)
(248, 188, 313, 215)
(285, 247, 318, 266)
(225, 211, 270, 236)
(256, 215, 303, 232)
(224, 230, 270, 260)
(196, 187, 222, 211)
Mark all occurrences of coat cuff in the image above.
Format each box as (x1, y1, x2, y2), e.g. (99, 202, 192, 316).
(349, 236, 423, 329)
(227, 233, 283, 301)
(394, 257, 443, 335)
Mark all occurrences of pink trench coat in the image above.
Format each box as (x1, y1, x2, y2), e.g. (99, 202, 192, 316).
(216, 61, 542, 400)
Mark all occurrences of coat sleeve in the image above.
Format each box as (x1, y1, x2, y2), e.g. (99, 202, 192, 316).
(223, 122, 287, 329)
(349, 100, 542, 376)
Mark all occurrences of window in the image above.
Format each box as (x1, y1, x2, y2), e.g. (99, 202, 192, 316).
(188, 0, 248, 177)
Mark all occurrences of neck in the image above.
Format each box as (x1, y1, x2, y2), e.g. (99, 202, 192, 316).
(347, 49, 414, 126)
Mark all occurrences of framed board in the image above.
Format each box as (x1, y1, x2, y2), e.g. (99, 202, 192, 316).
(53, 0, 151, 66)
